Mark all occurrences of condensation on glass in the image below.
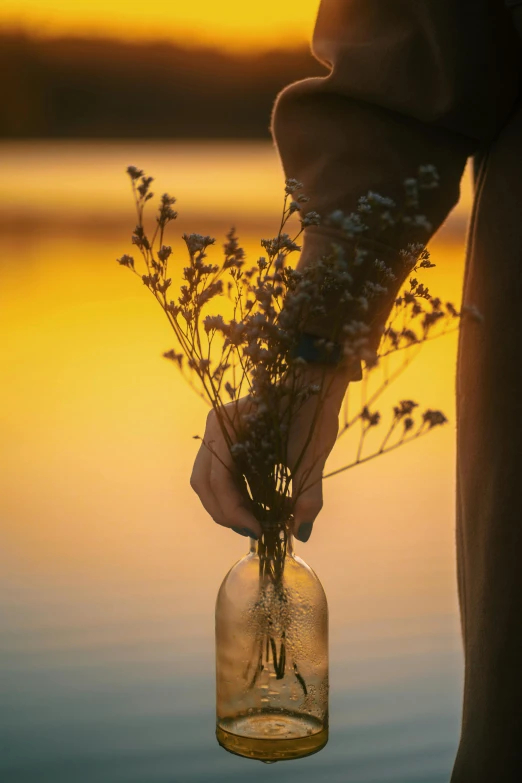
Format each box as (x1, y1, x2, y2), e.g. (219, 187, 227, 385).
(215, 535, 328, 762)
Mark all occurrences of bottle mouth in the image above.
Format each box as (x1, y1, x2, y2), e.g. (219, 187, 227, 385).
(249, 526, 294, 557)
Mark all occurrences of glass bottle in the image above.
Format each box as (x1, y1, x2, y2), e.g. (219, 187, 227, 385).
(215, 527, 329, 762)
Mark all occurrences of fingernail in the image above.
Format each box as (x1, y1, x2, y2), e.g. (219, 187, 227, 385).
(232, 526, 258, 540)
(296, 521, 314, 543)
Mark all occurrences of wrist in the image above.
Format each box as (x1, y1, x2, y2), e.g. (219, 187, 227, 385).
(293, 332, 362, 384)
(293, 332, 343, 365)
(295, 361, 351, 410)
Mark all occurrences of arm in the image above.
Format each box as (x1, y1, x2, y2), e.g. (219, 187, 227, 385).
(191, 0, 520, 542)
(272, 0, 520, 342)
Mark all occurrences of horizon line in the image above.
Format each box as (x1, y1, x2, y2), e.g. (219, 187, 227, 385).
(0, 21, 312, 55)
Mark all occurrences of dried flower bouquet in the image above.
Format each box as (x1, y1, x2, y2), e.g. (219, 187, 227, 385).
(117, 164, 464, 690)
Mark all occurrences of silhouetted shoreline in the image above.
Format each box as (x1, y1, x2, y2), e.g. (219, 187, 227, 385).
(0, 31, 327, 139)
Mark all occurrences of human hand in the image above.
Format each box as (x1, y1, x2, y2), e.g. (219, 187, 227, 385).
(190, 367, 350, 543)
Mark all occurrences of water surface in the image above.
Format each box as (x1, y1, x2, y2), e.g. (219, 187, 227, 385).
(0, 141, 471, 783)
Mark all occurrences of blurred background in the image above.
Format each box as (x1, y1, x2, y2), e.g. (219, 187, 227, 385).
(1, 3, 471, 782)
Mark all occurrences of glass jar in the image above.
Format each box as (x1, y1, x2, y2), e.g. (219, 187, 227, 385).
(215, 528, 328, 762)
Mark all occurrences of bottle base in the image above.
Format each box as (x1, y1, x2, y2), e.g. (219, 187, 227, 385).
(216, 711, 328, 762)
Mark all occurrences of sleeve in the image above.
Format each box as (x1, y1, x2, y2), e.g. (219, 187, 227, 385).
(271, 0, 521, 346)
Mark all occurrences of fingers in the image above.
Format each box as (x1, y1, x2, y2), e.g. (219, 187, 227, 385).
(292, 456, 324, 543)
(293, 475, 323, 543)
(190, 409, 261, 539)
(209, 434, 262, 539)
(190, 440, 228, 527)
(290, 404, 339, 543)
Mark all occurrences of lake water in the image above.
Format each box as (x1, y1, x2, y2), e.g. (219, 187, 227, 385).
(0, 141, 473, 783)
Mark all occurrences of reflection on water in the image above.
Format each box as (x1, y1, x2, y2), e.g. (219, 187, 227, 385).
(0, 142, 471, 782)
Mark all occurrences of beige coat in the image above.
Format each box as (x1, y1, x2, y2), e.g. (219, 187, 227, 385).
(272, 3, 522, 780)
(272, 0, 521, 338)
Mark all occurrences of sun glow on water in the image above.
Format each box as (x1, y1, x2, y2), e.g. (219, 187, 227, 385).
(0, 141, 466, 782)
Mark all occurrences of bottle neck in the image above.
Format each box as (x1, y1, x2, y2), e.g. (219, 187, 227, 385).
(249, 531, 294, 556)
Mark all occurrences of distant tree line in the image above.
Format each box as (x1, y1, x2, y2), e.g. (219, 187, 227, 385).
(0, 32, 327, 138)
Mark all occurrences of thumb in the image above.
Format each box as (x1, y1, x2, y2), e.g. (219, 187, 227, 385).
(292, 458, 324, 543)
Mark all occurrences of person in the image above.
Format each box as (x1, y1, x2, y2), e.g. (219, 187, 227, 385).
(190, 2, 522, 778)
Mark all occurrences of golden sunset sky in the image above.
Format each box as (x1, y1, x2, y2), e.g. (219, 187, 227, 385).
(0, 0, 319, 51)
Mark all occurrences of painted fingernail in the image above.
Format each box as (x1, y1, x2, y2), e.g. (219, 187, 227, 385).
(232, 526, 258, 540)
(296, 521, 314, 543)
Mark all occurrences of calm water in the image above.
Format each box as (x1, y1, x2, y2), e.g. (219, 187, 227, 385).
(1, 142, 472, 783)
